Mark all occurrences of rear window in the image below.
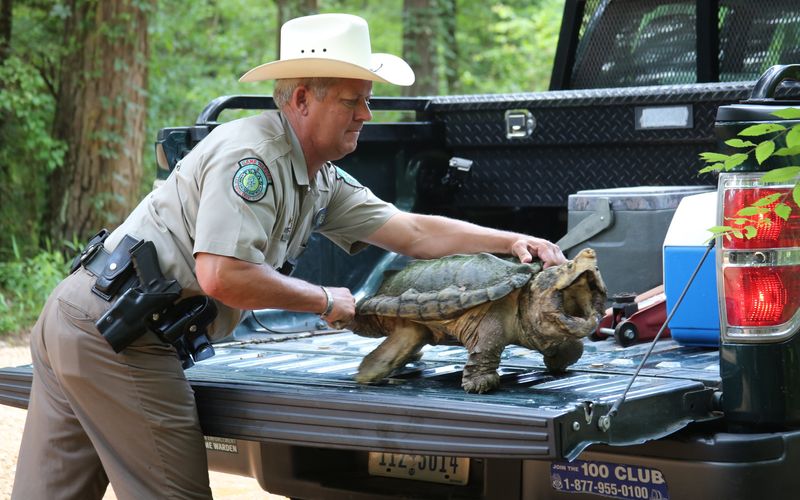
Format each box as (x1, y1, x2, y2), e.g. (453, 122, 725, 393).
(570, 0, 800, 89)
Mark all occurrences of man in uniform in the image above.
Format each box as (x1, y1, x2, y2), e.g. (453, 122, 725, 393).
(12, 13, 565, 500)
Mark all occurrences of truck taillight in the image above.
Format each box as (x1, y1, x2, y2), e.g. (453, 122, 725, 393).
(722, 187, 800, 249)
(724, 266, 800, 327)
(718, 173, 800, 342)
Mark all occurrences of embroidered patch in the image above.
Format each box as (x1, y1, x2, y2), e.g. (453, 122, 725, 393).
(313, 208, 328, 229)
(335, 166, 363, 188)
(233, 158, 272, 202)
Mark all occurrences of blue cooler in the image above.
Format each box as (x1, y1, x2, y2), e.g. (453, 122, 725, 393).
(662, 191, 720, 346)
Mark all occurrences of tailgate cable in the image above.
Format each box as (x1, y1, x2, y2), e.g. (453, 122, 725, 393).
(598, 238, 716, 432)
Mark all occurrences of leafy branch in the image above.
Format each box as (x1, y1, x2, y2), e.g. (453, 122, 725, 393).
(699, 107, 800, 241)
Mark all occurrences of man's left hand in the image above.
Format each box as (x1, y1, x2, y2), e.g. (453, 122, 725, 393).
(511, 237, 566, 268)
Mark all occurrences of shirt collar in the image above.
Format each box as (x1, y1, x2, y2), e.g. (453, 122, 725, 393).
(279, 112, 311, 187)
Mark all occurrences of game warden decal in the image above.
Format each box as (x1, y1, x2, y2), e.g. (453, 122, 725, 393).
(204, 436, 239, 454)
(233, 157, 272, 202)
(551, 459, 669, 499)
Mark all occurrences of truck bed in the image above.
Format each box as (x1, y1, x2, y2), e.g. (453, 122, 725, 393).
(0, 328, 720, 463)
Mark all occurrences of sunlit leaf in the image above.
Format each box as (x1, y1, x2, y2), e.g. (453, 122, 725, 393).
(794, 183, 800, 207)
(738, 123, 786, 136)
(699, 152, 729, 162)
(737, 206, 769, 216)
(751, 192, 781, 206)
(787, 124, 800, 149)
(774, 203, 792, 221)
(724, 138, 756, 148)
(699, 163, 724, 173)
(732, 229, 744, 238)
(708, 225, 732, 234)
(724, 153, 748, 169)
(770, 108, 800, 119)
(773, 146, 800, 157)
(755, 140, 775, 164)
(761, 166, 800, 183)
(743, 225, 757, 239)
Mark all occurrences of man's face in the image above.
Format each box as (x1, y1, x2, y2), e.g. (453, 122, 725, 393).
(305, 79, 373, 162)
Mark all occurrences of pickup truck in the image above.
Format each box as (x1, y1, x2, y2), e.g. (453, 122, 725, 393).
(2, 1, 800, 499)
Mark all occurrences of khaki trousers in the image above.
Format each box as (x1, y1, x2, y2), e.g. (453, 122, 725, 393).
(12, 268, 212, 500)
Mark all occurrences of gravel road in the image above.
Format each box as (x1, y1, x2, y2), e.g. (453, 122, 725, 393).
(0, 338, 286, 500)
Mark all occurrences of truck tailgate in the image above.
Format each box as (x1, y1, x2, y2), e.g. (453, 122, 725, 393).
(0, 332, 720, 461)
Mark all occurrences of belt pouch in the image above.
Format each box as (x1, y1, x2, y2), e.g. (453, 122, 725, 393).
(92, 234, 141, 301)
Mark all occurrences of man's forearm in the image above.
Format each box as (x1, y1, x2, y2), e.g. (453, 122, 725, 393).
(366, 212, 566, 266)
(401, 214, 519, 258)
(195, 252, 327, 312)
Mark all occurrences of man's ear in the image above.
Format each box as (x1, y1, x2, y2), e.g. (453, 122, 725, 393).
(291, 85, 310, 115)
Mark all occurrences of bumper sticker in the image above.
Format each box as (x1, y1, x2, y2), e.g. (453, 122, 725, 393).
(204, 436, 239, 454)
(551, 459, 669, 499)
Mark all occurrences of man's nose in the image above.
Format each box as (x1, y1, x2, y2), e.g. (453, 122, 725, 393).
(356, 99, 372, 121)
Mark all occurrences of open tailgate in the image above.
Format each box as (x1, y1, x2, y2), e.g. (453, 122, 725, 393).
(0, 332, 720, 461)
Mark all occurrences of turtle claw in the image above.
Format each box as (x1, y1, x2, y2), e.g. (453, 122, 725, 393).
(355, 359, 392, 384)
(461, 372, 500, 394)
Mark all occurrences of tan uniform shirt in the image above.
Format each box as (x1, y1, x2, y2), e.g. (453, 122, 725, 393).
(106, 111, 399, 339)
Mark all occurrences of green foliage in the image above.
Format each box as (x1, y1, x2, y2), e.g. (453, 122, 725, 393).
(0, 2, 70, 260)
(699, 107, 800, 241)
(0, 239, 68, 336)
(457, 0, 562, 94)
(0, 56, 67, 260)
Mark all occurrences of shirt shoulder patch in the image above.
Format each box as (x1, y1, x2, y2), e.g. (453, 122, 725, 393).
(334, 166, 363, 189)
(232, 157, 272, 202)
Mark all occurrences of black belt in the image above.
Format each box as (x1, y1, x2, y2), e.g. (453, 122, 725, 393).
(83, 247, 111, 277)
(74, 231, 141, 301)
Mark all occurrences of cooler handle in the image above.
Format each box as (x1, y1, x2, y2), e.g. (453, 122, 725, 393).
(749, 64, 800, 101)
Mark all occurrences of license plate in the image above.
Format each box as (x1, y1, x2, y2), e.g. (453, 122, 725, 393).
(368, 452, 469, 485)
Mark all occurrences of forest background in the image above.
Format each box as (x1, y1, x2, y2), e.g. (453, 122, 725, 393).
(0, 0, 564, 335)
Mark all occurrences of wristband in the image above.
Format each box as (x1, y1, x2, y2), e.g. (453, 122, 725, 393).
(320, 286, 335, 318)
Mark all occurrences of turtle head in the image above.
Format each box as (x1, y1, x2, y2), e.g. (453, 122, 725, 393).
(520, 248, 608, 348)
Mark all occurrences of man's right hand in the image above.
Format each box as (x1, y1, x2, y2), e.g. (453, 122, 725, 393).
(323, 286, 356, 328)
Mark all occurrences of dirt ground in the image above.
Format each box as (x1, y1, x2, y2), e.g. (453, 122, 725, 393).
(0, 338, 286, 500)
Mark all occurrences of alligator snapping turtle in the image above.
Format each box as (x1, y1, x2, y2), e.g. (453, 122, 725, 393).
(349, 248, 607, 393)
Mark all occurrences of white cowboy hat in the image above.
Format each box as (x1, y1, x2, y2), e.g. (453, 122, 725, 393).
(239, 13, 415, 86)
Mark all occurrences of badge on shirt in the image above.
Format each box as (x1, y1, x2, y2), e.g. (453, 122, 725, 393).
(312, 208, 328, 229)
(233, 158, 272, 202)
(334, 166, 363, 189)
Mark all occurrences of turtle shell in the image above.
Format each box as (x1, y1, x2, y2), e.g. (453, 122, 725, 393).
(356, 253, 541, 320)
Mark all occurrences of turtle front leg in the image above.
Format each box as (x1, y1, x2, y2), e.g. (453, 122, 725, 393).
(543, 338, 584, 372)
(461, 346, 503, 394)
(356, 320, 433, 384)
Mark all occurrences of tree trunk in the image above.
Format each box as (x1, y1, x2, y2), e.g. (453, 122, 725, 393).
(402, 0, 440, 96)
(274, 0, 318, 59)
(442, 0, 459, 94)
(48, 0, 153, 243)
(0, 0, 10, 63)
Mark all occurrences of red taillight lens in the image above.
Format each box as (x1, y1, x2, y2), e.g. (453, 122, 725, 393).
(719, 173, 800, 340)
(724, 266, 800, 327)
(723, 187, 800, 249)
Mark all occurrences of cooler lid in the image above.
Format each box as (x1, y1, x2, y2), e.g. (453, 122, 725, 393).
(568, 186, 715, 212)
(663, 191, 718, 247)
